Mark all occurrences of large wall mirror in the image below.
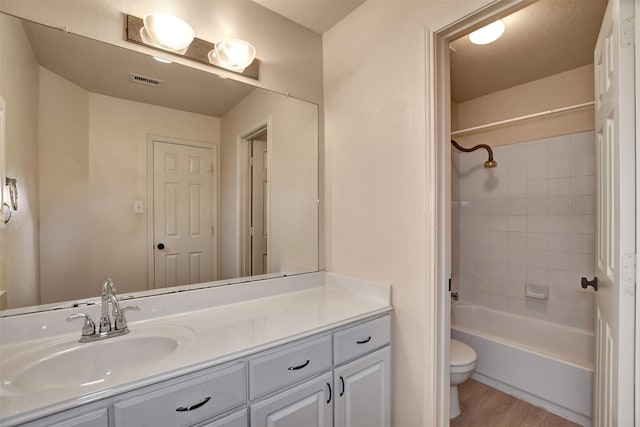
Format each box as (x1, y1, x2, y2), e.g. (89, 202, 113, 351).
(0, 12, 319, 316)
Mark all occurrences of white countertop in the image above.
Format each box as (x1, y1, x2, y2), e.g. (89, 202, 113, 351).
(0, 272, 392, 425)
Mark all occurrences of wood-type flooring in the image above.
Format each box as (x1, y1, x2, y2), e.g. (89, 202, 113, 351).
(450, 379, 581, 427)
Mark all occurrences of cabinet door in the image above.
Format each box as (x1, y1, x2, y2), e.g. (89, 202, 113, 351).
(250, 372, 332, 427)
(334, 346, 390, 427)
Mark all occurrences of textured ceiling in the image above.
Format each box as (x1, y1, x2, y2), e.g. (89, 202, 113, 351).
(251, 0, 365, 34)
(450, 0, 607, 102)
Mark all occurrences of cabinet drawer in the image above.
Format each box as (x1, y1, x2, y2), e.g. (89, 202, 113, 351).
(334, 315, 390, 365)
(114, 362, 246, 427)
(194, 408, 247, 427)
(249, 335, 332, 400)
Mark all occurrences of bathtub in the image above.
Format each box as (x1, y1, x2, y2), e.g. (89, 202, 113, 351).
(451, 303, 594, 426)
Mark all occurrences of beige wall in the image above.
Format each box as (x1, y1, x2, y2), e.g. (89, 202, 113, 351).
(39, 67, 90, 304)
(323, 1, 468, 425)
(220, 90, 318, 279)
(453, 65, 595, 148)
(0, 13, 40, 309)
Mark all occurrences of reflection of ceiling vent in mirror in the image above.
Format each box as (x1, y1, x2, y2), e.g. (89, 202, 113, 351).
(130, 73, 164, 88)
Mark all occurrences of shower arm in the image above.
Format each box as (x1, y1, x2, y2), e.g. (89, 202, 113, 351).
(450, 139, 496, 168)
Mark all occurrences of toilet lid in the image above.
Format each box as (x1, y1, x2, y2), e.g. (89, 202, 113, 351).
(451, 339, 477, 366)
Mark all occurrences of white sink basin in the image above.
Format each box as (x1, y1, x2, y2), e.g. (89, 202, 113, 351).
(2, 325, 194, 393)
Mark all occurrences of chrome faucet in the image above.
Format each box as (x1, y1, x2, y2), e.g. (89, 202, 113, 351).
(68, 278, 139, 343)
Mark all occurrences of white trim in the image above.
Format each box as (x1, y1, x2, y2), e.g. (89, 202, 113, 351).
(451, 101, 595, 136)
(146, 134, 219, 289)
(0, 96, 5, 231)
(635, 0, 640, 422)
(237, 118, 272, 277)
(424, 1, 528, 423)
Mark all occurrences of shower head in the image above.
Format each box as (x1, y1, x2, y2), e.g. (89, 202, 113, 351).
(451, 139, 497, 168)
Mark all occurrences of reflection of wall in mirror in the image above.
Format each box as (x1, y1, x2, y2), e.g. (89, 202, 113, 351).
(0, 14, 40, 309)
(220, 90, 318, 279)
(39, 75, 220, 305)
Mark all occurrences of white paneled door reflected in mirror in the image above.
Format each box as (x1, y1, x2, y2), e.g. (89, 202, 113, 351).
(0, 12, 319, 315)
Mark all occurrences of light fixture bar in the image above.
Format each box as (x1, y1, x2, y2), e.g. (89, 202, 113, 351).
(125, 15, 259, 80)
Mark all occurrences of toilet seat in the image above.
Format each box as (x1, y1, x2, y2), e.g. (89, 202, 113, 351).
(450, 339, 476, 371)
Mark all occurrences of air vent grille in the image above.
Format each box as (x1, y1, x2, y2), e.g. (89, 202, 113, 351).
(130, 73, 164, 88)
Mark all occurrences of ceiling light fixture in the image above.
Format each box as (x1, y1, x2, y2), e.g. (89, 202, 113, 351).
(141, 12, 195, 52)
(208, 39, 256, 73)
(468, 20, 505, 45)
(126, 14, 259, 79)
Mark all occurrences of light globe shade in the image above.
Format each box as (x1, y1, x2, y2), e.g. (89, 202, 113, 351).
(208, 39, 256, 72)
(468, 20, 505, 45)
(143, 12, 195, 51)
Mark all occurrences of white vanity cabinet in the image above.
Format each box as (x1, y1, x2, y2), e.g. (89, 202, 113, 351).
(10, 314, 391, 427)
(333, 316, 391, 427)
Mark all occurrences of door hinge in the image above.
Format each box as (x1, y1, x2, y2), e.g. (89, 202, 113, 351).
(249, 227, 254, 236)
(621, 17, 634, 47)
(211, 225, 215, 236)
(622, 253, 636, 282)
(249, 157, 254, 166)
(209, 163, 214, 173)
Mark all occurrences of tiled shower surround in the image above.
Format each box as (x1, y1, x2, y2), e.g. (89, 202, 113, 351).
(451, 131, 596, 331)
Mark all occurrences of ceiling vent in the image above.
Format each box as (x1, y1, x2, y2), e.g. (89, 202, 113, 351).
(130, 73, 164, 88)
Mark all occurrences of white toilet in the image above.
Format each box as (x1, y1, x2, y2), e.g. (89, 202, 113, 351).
(450, 338, 477, 419)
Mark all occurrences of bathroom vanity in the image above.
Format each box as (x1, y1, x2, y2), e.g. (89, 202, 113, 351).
(0, 272, 392, 427)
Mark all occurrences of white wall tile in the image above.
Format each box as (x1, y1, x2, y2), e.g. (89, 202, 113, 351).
(548, 178, 571, 196)
(570, 234, 595, 254)
(527, 233, 548, 250)
(548, 197, 571, 215)
(570, 176, 595, 196)
(527, 198, 548, 215)
(547, 215, 571, 233)
(570, 196, 595, 215)
(528, 180, 548, 197)
(508, 232, 528, 249)
(571, 215, 595, 234)
(547, 233, 572, 252)
(453, 132, 595, 330)
(548, 157, 571, 179)
(570, 157, 595, 177)
(528, 215, 549, 233)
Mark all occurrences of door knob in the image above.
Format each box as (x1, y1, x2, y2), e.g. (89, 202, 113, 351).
(581, 276, 598, 291)
(157, 243, 165, 250)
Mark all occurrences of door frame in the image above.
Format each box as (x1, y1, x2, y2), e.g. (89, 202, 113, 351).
(427, 0, 639, 423)
(146, 134, 219, 289)
(237, 118, 272, 277)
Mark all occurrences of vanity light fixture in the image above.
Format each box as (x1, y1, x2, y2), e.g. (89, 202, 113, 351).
(126, 14, 259, 79)
(208, 39, 256, 72)
(141, 12, 194, 52)
(468, 19, 505, 45)
(152, 56, 173, 64)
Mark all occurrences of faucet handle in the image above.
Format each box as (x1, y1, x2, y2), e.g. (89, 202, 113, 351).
(115, 305, 140, 330)
(67, 313, 96, 337)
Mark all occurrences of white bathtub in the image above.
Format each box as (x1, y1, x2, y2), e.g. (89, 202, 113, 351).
(451, 303, 594, 426)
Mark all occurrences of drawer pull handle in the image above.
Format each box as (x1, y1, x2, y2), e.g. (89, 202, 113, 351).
(288, 359, 310, 370)
(326, 382, 332, 404)
(340, 376, 345, 397)
(356, 336, 372, 344)
(176, 396, 211, 412)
